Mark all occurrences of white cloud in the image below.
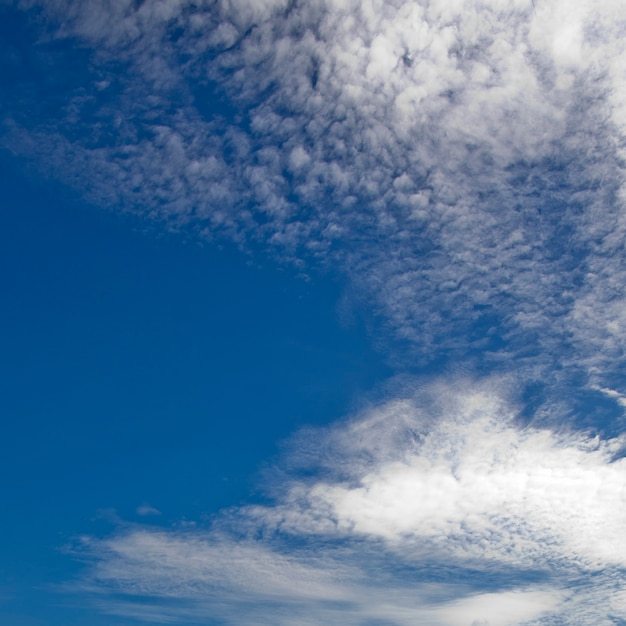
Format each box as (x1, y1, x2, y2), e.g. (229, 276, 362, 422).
(77, 528, 568, 625)
(5, 0, 626, 382)
(73, 380, 626, 624)
(434, 589, 564, 626)
(594, 386, 626, 409)
(252, 381, 626, 570)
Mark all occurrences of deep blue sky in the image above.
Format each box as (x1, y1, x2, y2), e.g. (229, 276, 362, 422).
(0, 153, 390, 625)
(3, 1, 626, 624)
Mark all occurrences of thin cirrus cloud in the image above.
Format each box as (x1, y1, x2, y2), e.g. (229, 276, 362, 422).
(74, 379, 626, 624)
(4, 0, 626, 624)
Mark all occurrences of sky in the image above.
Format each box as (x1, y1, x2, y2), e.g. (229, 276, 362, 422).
(2, 0, 626, 624)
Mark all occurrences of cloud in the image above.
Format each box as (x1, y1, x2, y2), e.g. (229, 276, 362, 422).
(72, 380, 626, 624)
(3, 0, 626, 382)
(593, 385, 626, 408)
(250, 380, 626, 570)
(136, 503, 161, 516)
(435, 590, 563, 626)
(76, 529, 568, 625)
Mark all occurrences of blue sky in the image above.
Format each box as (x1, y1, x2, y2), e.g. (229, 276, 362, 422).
(2, 0, 626, 624)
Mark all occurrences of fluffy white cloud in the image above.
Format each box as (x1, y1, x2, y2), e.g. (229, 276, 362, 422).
(249, 380, 626, 569)
(74, 380, 626, 624)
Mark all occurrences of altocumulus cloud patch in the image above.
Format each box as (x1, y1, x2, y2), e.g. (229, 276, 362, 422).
(5, 0, 626, 373)
(4, 0, 626, 624)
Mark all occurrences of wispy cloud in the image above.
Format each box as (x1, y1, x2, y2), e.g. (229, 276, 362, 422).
(72, 379, 626, 624)
(136, 503, 161, 516)
(592, 385, 626, 408)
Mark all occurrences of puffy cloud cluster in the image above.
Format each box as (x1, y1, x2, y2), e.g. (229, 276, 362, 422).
(250, 380, 626, 570)
(4, 0, 626, 377)
(75, 380, 626, 624)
